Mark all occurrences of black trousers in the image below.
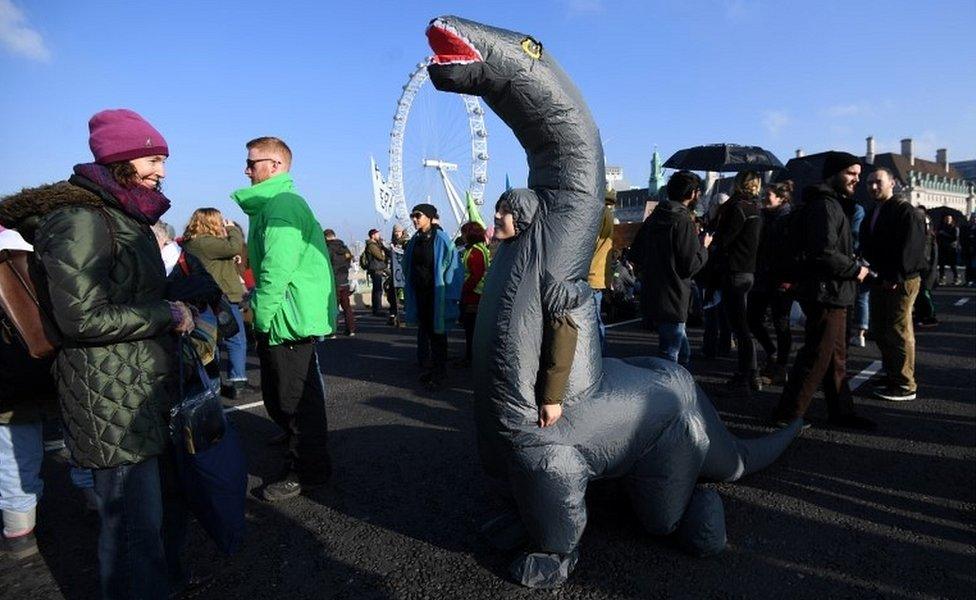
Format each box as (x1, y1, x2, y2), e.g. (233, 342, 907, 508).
(774, 302, 855, 420)
(258, 340, 332, 484)
(370, 271, 385, 314)
(722, 272, 757, 375)
(415, 289, 447, 376)
(747, 288, 793, 365)
(461, 308, 477, 362)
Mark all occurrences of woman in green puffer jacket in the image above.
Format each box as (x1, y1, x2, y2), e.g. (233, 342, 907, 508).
(0, 109, 195, 599)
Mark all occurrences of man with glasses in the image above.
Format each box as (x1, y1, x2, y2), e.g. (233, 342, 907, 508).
(233, 136, 336, 501)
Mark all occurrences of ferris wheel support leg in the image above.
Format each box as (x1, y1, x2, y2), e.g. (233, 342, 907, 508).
(438, 167, 466, 227)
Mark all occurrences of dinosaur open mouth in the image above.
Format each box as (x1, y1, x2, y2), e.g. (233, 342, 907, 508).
(426, 19, 483, 65)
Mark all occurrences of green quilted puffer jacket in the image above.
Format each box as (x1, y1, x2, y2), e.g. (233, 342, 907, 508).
(0, 176, 176, 468)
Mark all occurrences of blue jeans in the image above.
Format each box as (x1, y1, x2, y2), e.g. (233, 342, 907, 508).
(93, 455, 187, 600)
(657, 321, 690, 365)
(593, 289, 606, 352)
(69, 465, 94, 489)
(221, 303, 247, 382)
(0, 421, 43, 535)
(854, 285, 870, 331)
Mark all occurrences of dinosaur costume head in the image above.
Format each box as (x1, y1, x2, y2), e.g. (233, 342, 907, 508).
(428, 16, 604, 197)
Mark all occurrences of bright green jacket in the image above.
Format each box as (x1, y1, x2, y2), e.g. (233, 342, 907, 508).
(232, 173, 336, 345)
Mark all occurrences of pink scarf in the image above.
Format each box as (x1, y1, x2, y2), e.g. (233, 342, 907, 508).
(73, 163, 171, 224)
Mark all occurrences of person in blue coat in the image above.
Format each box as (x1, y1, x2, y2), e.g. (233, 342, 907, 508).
(403, 203, 462, 389)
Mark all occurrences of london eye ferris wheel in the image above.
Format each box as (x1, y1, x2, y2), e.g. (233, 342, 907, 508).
(370, 58, 489, 231)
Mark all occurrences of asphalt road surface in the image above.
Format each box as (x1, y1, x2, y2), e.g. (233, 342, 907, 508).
(2, 287, 974, 599)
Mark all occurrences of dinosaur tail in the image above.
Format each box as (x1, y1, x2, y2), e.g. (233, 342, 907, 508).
(696, 386, 803, 482)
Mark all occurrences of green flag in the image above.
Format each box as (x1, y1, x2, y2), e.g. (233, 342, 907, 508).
(466, 191, 485, 227)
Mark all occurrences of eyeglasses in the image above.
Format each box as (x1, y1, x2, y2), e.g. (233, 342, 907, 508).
(245, 158, 279, 169)
(410, 212, 424, 219)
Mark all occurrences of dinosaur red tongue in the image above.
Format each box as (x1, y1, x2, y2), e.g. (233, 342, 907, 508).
(426, 22, 482, 64)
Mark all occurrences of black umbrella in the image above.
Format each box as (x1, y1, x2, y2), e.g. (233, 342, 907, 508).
(663, 144, 785, 173)
(775, 152, 873, 205)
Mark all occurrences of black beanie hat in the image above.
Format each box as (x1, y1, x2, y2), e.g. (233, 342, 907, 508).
(821, 151, 861, 180)
(411, 203, 438, 219)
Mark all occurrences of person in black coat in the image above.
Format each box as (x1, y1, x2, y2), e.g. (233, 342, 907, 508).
(710, 171, 763, 392)
(772, 152, 874, 430)
(325, 229, 356, 336)
(747, 180, 795, 385)
(630, 171, 711, 364)
(913, 210, 939, 327)
(859, 167, 927, 402)
(936, 214, 961, 284)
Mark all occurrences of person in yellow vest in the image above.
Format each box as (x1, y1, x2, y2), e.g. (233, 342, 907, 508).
(588, 189, 616, 349)
(458, 221, 490, 367)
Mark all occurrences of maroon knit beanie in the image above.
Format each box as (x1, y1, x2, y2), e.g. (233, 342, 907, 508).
(88, 109, 169, 164)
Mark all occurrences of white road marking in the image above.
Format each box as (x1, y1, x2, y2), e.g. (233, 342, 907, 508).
(954, 297, 969, 307)
(849, 360, 882, 391)
(224, 400, 265, 413)
(605, 318, 642, 329)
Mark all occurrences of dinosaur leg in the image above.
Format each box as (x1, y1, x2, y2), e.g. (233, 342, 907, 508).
(674, 486, 727, 557)
(625, 416, 708, 536)
(507, 444, 589, 588)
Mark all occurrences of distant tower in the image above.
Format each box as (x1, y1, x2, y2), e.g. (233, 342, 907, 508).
(648, 148, 665, 198)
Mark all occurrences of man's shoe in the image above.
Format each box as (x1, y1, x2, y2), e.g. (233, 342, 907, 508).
(232, 379, 259, 394)
(387, 315, 397, 326)
(827, 413, 877, 431)
(728, 372, 763, 392)
(761, 363, 788, 386)
(262, 476, 303, 502)
(770, 417, 812, 430)
(2, 531, 38, 560)
(849, 332, 866, 347)
(874, 387, 917, 402)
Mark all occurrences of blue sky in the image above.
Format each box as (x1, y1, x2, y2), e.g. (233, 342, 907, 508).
(2, 0, 974, 243)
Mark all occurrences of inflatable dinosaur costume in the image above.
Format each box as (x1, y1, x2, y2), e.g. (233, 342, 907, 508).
(426, 16, 802, 588)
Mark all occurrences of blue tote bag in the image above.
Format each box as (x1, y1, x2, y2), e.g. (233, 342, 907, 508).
(171, 340, 248, 554)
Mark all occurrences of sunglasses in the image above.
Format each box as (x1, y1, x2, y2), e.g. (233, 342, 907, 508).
(410, 212, 425, 219)
(245, 158, 279, 169)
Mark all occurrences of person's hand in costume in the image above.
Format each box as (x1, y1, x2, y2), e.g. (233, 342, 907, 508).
(538, 403, 562, 428)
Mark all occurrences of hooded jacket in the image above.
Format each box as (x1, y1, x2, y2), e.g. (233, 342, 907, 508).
(792, 183, 861, 307)
(232, 173, 336, 345)
(630, 199, 708, 323)
(0, 176, 176, 468)
(326, 238, 353, 287)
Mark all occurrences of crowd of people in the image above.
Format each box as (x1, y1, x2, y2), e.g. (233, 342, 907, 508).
(627, 151, 973, 432)
(0, 108, 972, 598)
